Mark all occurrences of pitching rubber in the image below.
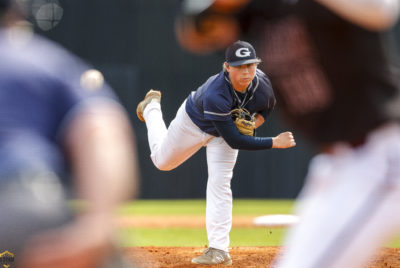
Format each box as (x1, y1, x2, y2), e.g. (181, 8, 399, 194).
(253, 214, 299, 228)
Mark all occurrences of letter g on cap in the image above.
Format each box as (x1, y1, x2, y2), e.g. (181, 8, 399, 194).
(235, 48, 251, 57)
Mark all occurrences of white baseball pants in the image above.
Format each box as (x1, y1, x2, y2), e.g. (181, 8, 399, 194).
(143, 100, 238, 252)
(275, 122, 400, 268)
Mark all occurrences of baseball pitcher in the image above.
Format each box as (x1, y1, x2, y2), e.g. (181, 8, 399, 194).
(137, 40, 295, 266)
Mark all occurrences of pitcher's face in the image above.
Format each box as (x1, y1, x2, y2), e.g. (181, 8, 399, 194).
(226, 63, 257, 92)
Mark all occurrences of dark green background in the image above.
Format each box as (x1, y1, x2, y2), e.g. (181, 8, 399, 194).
(37, 0, 315, 199)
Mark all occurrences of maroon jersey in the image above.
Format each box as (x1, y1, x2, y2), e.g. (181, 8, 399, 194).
(238, 0, 400, 146)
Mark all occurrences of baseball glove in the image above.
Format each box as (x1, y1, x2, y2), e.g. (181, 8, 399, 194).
(231, 108, 255, 136)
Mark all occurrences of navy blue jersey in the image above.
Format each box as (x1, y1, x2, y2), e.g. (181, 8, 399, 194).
(0, 30, 120, 181)
(186, 69, 276, 136)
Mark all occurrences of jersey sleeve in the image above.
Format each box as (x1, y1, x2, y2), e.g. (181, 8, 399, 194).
(212, 120, 273, 150)
(255, 69, 276, 119)
(203, 89, 232, 121)
(259, 96, 276, 119)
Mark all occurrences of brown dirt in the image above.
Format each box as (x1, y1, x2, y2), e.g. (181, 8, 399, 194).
(124, 246, 400, 268)
(119, 216, 400, 267)
(116, 215, 255, 228)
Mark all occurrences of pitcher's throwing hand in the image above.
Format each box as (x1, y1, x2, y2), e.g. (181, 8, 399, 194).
(273, 132, 296, 149)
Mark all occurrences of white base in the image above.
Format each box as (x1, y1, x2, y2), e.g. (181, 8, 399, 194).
(253, 214, 299, 227)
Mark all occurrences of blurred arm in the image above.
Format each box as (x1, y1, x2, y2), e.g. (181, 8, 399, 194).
(18, 102, 139, 268)
(316, 0, 400, 30)
(65, 101, 138, 218)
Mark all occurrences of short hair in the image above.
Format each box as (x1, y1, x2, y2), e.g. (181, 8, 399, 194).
(222, 61, 260, 72)
(223, 62, 227, 72)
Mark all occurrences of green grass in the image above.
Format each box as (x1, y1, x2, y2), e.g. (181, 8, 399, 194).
(118, 199, 208, 215)
(120, 228, 208, 247)
(119, 227, 288, 247)
(117, 199, 293, 247)
(117, 199, 294, 216)
(117, 199, 400, 248)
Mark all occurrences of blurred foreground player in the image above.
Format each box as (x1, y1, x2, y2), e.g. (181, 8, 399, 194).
(0, 1, 138, 267)
(176, 0, 400, 267)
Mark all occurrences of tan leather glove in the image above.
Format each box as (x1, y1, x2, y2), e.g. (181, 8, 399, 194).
(231, 108, 255, 136)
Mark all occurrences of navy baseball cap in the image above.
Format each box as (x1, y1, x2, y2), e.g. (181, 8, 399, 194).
(225, 40, 261, 67)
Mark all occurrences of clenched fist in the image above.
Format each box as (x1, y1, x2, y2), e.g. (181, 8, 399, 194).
(272, 131, 296, 149)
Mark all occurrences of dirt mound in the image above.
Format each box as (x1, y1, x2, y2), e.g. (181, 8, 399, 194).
(124, 246, 400, 268)
(116, 215, 254, 228)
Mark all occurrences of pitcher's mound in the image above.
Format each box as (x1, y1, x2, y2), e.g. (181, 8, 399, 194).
(124, 246, 400, 268)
